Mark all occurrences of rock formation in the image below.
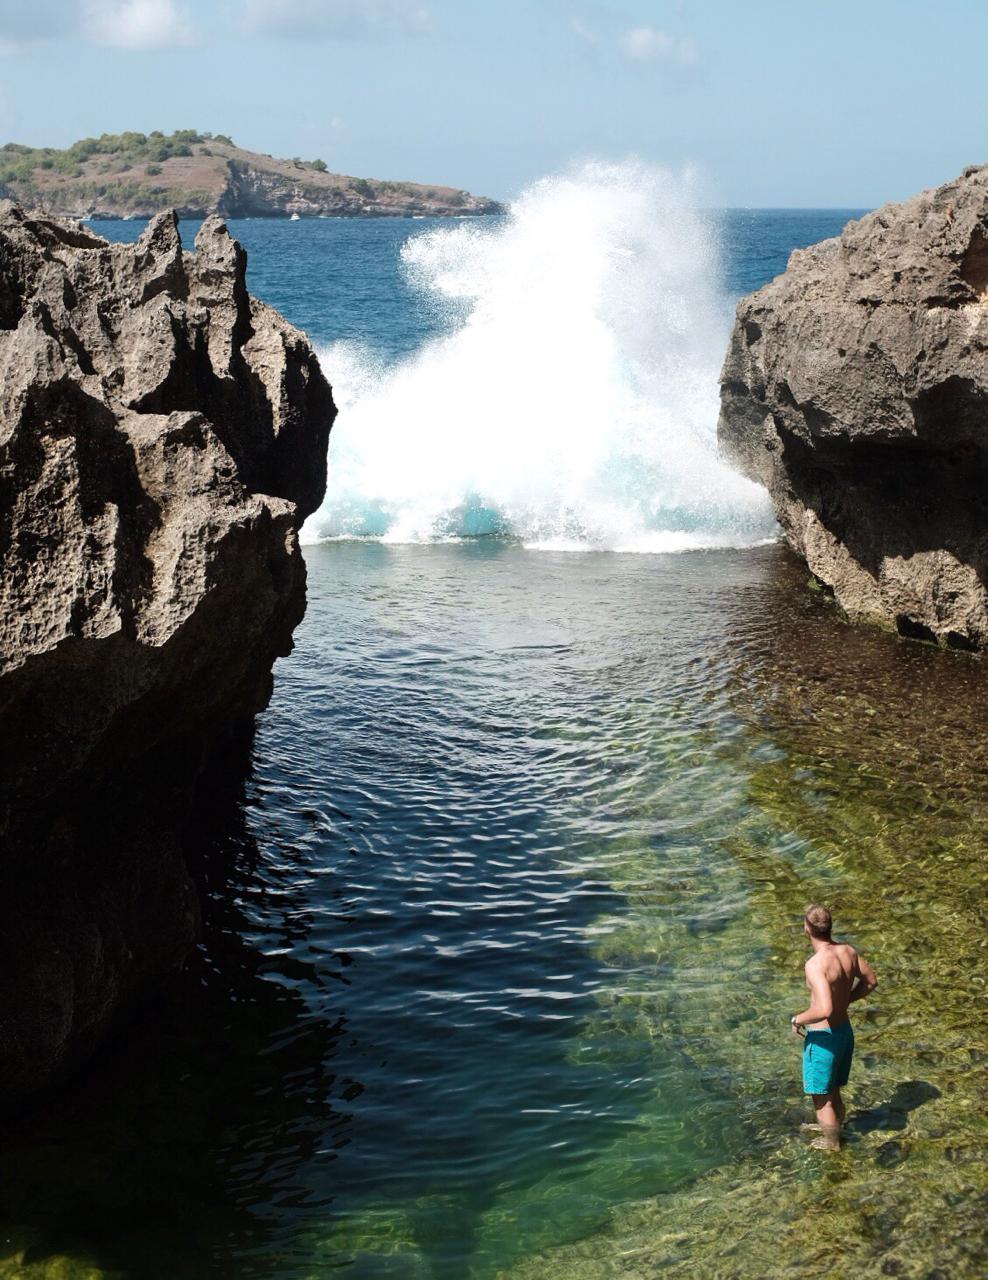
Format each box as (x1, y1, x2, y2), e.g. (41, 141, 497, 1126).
(0, 132, 504, 221)
(719, 165, 988, 649)
(0, 202, 335, 1100)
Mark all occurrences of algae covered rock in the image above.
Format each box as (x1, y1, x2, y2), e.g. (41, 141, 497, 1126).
(0, 203, 335, 1100)
(719, 165, 988, 648)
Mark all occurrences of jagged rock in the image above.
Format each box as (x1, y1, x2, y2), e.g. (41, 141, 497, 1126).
(0, 203, 335, 1100)
(719, 165, 988, 649)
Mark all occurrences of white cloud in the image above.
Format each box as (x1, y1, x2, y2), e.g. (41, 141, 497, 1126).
(570, 16, 597, 45)
(621, 24, 696, 65)
(83, 0, 196, 50)
(243, 0, 432, 40)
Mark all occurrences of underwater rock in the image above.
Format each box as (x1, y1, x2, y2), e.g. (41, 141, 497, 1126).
(719, 165, 988, 649)
(0, 203, 335, 1100)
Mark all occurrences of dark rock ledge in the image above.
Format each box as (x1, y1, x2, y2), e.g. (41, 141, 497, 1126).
(0, 203, 335, 1101)
(719, 165, 988, 650)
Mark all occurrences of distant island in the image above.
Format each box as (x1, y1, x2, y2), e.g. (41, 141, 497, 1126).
(0, 129, 504, 220)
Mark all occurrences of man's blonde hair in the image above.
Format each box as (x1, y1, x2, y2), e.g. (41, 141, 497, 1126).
(804, 904, 832, 940)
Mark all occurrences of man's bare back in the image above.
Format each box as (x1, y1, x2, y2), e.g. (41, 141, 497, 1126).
(803, 942, 870, 1030)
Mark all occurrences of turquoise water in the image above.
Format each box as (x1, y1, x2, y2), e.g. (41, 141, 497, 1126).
(4, 199, 985, 1279)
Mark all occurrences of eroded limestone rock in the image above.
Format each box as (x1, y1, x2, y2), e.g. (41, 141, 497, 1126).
(719, 166, 988, 649)
(0, 204, 335, 1099)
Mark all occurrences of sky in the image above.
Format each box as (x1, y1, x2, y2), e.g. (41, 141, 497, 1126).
(0, 0, 985, 207)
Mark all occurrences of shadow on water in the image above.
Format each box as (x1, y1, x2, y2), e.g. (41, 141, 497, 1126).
(0, 758, 354, 1279)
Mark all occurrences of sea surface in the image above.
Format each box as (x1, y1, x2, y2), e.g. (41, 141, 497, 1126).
(3, 174, 986, 1279)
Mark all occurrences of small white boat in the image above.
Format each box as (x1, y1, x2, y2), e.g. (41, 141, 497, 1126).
(290, 212, 301, 221)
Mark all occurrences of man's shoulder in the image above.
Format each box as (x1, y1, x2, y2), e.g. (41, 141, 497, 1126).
(832, 941, 862, 973)
(805, 943, 858, 970)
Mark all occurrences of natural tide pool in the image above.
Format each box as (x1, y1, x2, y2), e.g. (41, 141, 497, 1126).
(2, 541, 985, 1279)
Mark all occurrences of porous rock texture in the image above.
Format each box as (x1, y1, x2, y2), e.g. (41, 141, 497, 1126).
(719, 166, 988, 649)
(0, 202, 334, 1101)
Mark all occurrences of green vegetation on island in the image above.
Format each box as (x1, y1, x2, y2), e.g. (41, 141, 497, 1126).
(0, 129, 503, 220)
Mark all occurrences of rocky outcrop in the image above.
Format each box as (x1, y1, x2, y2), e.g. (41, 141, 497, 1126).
(217, 157, 503, 220)
(0, 202, 335, 1100)
(719, 165, 988, 649)
(0, 132, 504, 221)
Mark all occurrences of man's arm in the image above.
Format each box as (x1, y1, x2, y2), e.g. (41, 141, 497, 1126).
(792, 964, 834, 1030)
(848, 953, 878, 1004)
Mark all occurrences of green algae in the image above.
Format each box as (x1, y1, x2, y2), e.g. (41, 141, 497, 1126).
(0, 1228, 119, 1280)
(492, 563, 988, 1279)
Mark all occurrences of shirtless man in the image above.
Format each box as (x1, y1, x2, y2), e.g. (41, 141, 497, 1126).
(790, 904, 878, 1149)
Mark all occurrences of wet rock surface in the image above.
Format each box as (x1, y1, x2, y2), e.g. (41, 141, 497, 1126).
(0, 203, 335, 1101)
(719, 165, 988, 648)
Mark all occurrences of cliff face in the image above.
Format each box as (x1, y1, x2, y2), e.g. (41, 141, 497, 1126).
(216, 154, 503, 219)
(0, 132, 504, 221)
(719, 166, 988, 649)
(0, 202, 335, 1100)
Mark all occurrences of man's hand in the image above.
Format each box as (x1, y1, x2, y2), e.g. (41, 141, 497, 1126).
(790, 1016, 805, 1038)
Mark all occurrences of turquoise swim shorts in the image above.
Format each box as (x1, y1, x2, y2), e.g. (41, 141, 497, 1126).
(802, 1022, 854, 1095)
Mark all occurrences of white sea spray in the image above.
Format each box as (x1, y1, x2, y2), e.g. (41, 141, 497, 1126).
(301, 160, 776, 552)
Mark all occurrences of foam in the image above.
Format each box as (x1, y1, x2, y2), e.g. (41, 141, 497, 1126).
(300, 160, 776, 552)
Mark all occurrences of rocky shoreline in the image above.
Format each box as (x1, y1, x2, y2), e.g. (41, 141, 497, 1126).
(0, 203, 334, 1100)
(719, 164, 988, 650)
(0, 131, 504, 222)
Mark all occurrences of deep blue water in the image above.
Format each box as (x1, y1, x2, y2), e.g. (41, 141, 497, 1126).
(93, 207, 865, 359)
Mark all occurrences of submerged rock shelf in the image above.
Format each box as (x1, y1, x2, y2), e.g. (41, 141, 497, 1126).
(0, 203, 334, 1100)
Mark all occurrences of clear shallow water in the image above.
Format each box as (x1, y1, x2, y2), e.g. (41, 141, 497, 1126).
(4, 196, 986, 1278)
(3, 543, 985, 1279)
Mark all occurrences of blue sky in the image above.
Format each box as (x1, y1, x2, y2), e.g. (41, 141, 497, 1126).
(0, 0, 984, 207)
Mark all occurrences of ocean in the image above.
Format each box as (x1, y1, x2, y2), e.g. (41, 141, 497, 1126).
(6, 168, 986, 1279)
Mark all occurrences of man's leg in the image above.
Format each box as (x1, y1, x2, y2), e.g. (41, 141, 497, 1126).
(833, 1088, 845, 1127)
(810, 1093, 841, 1149)
(812, 1093, 839, 1128)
